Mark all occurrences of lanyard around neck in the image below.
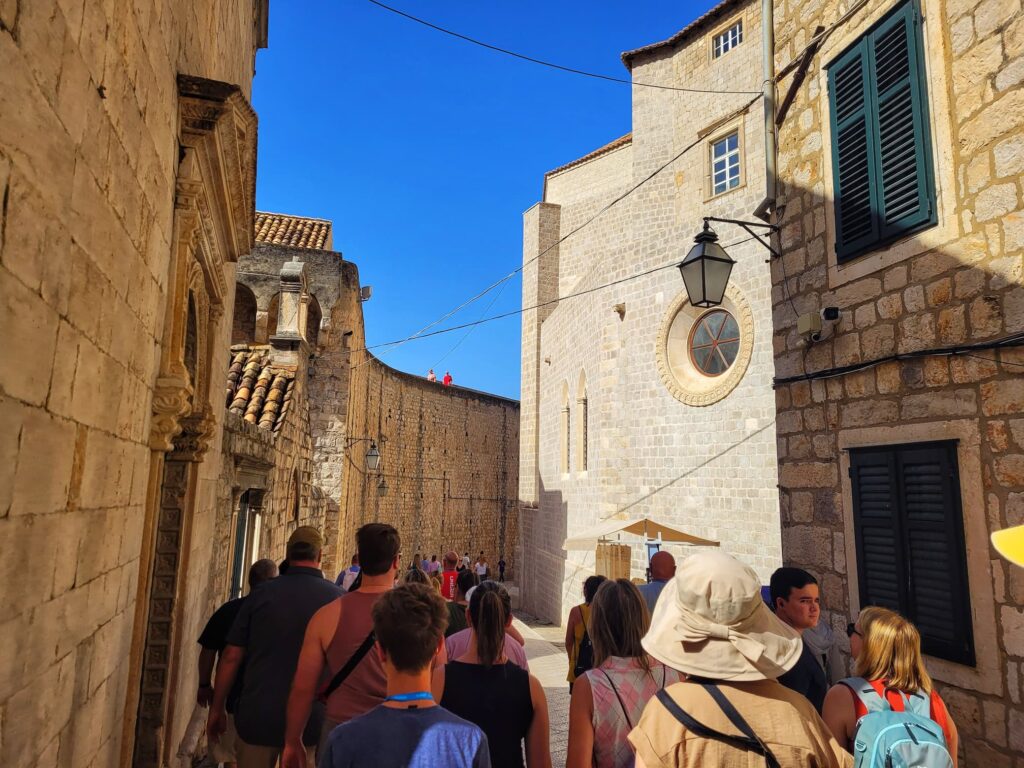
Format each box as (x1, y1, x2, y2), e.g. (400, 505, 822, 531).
(384, 691, 433, 703)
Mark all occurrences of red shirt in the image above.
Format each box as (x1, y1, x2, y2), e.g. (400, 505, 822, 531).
(443, 374, 453, 386)
(440, 569, 458, 600)
(844, 679, 953, 747)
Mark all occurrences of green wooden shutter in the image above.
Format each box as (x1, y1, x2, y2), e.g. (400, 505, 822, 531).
(850, 449, 906, 612)
(896, 443, 975, 666)
(869, 1, 936, 241)
(827, 0, 936, 262)
(828, 41, 880, 260)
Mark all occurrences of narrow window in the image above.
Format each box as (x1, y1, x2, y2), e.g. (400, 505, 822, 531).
(827, 0, 936, 262)
(849, 440, 974, 665)
(712, 21, 743, 58)
(560, 382, 571, 474)
(710, 132, 741, 196)
(576, 373, 589, 472)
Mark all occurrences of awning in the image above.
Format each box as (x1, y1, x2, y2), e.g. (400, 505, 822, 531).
(562, 517, 720, 550)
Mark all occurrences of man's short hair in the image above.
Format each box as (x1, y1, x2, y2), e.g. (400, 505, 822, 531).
(456, 569, 478, 598)
(248, 559, 278, 588)
(372, 583, 448, 672)
(356, 523, 401, 576)
(769, 567, 818, 607)
(286, 541, 320, 563)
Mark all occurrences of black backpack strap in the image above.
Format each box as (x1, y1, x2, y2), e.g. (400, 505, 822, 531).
(321, 631, 376, 700)
(702, 684, 781, 768)
(655, 688, 780, 768)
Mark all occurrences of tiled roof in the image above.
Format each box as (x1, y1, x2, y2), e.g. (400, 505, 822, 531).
(225, 346, 295, 433)
(621, 0, 741, 67)
(254, 211, 333, 250)
(545, 133, 632, 179)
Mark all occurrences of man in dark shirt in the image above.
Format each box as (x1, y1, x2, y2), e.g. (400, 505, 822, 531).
(319, 583, 490, 768)
(196, 559, 278, 766)
(207, 526, 342, 767)
(771, 567, 828, 712)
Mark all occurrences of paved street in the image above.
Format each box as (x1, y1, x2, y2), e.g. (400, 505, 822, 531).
(514, 615, 570, 765)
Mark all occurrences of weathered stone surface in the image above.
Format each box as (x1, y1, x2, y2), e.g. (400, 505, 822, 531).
(981, 379, 1024, 415)
(900, 389, 977, 419)
(975, 183, 1020, 222)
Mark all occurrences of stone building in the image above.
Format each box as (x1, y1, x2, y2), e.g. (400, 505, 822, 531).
(235, 213, 522, 579)
(519, 0, 781, 623)
(770, 0, 1024, 758)
(0, 2, 269, 767)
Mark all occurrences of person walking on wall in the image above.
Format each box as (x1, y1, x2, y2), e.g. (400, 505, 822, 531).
(197, 559, 279, 768)
(770, 567, 829, 712)
(628, 551, 851, 768)
(566, 578, 683, 768)
(433, 581, 551, 768)
(207, 527, 341, 768)
(427, 369, 437, 382)
(565, 575, 607, 691)
(637, 551, 675, 615)
(319, 583, 492, 768)
(443, 371, 453, 387)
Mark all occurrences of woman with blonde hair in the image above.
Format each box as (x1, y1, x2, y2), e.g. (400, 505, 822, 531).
(822, 606, 958, 763)
(566, 579, 683, 768)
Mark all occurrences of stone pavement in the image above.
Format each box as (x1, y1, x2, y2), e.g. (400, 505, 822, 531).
(513, 614, 570, 766)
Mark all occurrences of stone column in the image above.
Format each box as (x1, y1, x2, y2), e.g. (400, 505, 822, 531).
(270, 260, 310, 367)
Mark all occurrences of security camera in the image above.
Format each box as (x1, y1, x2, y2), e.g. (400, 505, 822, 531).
(820, 307, 841, 322)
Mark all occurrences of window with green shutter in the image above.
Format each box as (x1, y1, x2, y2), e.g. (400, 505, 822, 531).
(849, 441, 975, 666)
(827, 0, 936, 262)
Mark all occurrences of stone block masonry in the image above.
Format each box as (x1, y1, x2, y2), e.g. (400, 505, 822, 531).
(771, 0, 1024, 758)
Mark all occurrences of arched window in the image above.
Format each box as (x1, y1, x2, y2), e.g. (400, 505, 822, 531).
(184, 293, 198, 388)
(559, 381, 570, 474)
(576, 372, 588, 472)
(307, 294, 322, 349)
(232, 284, 257, 344)
(267, 292, 280, 339)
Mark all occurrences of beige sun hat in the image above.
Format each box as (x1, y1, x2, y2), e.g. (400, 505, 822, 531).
(643, 550, 803, 681)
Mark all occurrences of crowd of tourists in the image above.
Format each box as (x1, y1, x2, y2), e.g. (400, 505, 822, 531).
(197, 523, 959, 768)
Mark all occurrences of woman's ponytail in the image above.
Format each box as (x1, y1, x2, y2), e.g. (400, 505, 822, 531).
(468, 580, 511, 668)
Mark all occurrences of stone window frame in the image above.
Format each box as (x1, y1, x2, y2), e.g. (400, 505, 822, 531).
(656, 283, 755, 407)
(576, 370, 589, 475)
(817, 0, 958, 290)
(703, 115, 748, 202)
(838, 419, 1001, 695)
(709, 14, 744, 60)
(560, 380, 571, 476)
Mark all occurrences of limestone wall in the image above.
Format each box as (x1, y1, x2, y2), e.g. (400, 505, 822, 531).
(520, 0, 782, 624)
(771, 0, 1024, 757)
(0, 2, 262, 766)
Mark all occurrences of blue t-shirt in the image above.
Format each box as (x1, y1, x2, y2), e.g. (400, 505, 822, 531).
(321, 704, 491, 768)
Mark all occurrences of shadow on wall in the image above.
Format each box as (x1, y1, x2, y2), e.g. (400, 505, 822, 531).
(519, 479, 568, 625)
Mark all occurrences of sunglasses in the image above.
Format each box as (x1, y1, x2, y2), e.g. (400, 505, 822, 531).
(846, 622, 862, 638)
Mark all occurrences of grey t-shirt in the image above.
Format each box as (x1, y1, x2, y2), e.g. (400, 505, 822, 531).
(637, 579, 669, 615)
(321, 705, 491, 768)
(226, 565, 342, 746)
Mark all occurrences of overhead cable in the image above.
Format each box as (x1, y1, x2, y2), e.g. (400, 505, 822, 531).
(366, 0, 764, 96)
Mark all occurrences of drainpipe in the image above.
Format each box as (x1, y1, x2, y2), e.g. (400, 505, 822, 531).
(754, 0, 777, 222)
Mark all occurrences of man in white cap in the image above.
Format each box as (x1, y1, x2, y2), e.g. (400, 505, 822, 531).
(629, 551, 851, 767)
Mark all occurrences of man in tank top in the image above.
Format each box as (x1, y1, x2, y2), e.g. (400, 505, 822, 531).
(282, 523, 405, 767)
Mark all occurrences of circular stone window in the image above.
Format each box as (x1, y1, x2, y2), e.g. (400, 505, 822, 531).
(656, 284, 754, 406)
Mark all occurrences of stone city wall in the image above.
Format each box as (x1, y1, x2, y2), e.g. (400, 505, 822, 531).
(0, 2, 263, 767)
(771, 0, 1024, 758)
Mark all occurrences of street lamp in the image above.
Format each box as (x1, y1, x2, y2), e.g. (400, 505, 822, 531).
(377, 476, 388, 497)
(365, 442, 381, 472)
(679, 217, 780, 308)
(678, 223, 735, 309)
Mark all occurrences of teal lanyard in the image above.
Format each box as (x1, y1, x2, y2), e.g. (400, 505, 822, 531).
(384, 691, 433, 703)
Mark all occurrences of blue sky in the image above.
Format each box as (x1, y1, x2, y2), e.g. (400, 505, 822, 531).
(252, 0, 722, 400)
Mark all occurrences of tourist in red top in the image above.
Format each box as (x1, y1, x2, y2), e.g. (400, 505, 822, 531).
(439, 551, 460, 600)
(443, 371, 453, 387)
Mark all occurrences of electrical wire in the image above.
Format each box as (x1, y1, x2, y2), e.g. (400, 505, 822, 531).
(357, 94, 762, 361)
(365, 0, 764, 95)
(362, 232, 760, 352)
(430, 277, 510, 370)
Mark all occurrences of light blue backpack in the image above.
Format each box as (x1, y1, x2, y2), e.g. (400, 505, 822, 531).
(842, 677, 953, 768)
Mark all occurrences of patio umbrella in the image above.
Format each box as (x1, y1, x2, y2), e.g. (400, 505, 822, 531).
(562, 517, 719, 550)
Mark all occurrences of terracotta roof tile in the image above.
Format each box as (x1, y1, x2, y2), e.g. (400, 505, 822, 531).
(254, 211, 333, 250)
(621, 0, 742, 67)
(545, 133, 633, 179)
(225, 346, 295, 433)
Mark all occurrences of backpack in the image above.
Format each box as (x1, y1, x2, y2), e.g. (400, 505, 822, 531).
(841, 677, 953, 768)
(573, 619, 594, 679)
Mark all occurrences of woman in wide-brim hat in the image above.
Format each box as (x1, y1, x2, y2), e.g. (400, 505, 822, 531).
(628, 550, 852, 768)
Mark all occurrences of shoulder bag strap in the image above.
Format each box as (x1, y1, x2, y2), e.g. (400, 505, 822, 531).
(702, 684, 782, 768)
(320, 630, 376, 700)
(655, 688, 778, 766)
(599, 669, 635, 730)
